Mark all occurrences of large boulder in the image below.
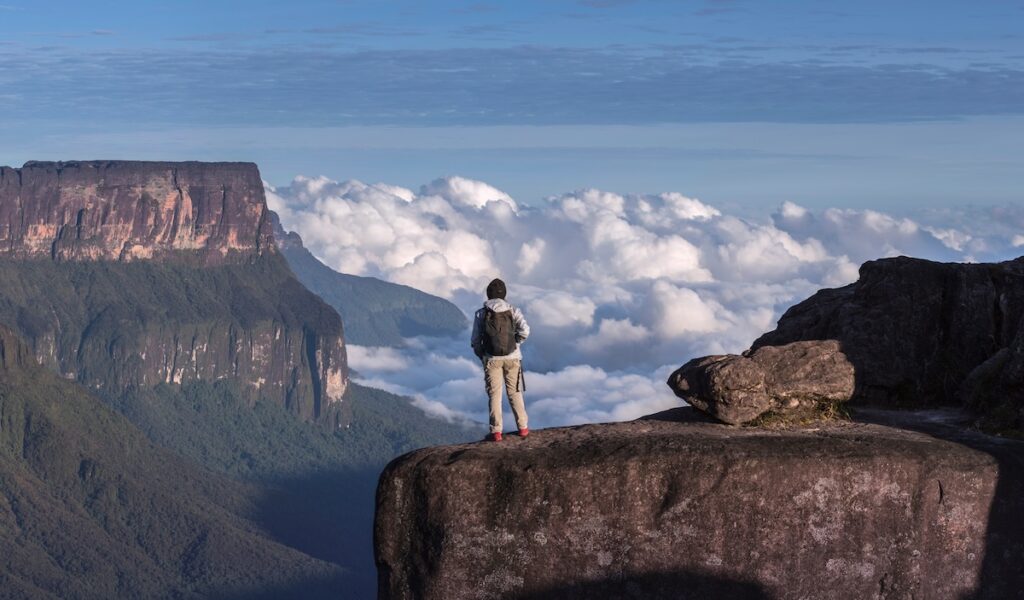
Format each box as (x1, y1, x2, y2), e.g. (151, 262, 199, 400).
(375, 408, 1024, 599)
(668, 340, 855, 425)
(671, 256, 1024, 428)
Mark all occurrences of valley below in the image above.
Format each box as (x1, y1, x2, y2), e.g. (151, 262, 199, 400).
(0, 160, 480, 599)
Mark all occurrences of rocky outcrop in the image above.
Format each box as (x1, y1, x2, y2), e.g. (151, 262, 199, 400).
(375, 408, 1024, 599)
(0, 161, 348, 426)
(0, 161, 274, 264)
(670, 256, 1024, 427)
(668, 340, 855, 425)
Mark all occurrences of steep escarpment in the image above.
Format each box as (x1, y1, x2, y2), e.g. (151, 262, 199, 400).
(0, 326, 347, 599)
(0, 161, 347, 425)
(0, 161, 273, 263)
(376, 408, 1024, 599)
(669, 256, 1024, 427)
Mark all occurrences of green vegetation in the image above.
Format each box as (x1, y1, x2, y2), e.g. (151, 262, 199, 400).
(104, 379, 482, 596)
(0, 253, 337, 336)
(0, 323, 481, 599)
(0, 341, 348, 599)
(0, 254, 345, 423)
(746, 400, 852, 429)
(110, 380, 480, 481)
(0, 251, 481, 598)
(280, 239, 467, 346)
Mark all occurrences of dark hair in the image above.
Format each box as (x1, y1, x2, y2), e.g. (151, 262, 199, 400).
(486, 278, 507, 300)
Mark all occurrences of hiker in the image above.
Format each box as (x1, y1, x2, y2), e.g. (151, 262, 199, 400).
(471, 278, 530, 442)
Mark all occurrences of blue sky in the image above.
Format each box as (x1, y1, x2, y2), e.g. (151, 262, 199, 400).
(1, 0, 1022, 209)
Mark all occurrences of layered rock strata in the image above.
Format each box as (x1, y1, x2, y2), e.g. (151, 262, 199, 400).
(0, 161, 274, 263)
(375, 408, 1024, 600)
(0, 161, 348, 425)
(670, 256, 1024, 427)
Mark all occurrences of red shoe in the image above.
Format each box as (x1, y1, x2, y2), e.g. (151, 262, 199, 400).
(485, 432, 502, 442)
(518, 428, 529, 437)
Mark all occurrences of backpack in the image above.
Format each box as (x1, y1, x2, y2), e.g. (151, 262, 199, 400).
(482, 308, 517, 356)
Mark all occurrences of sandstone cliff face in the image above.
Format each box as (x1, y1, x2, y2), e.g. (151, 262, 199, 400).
(670, 256, 1024, 427)
(0, 161, 273, 263)
(375, 408, 1024, 599)
(0, 161, 348, 426)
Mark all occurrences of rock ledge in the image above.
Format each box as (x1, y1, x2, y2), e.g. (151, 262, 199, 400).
(375, 408, 1024, 599)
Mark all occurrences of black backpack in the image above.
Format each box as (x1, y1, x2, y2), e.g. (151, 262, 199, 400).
(483, 308, 517, 356)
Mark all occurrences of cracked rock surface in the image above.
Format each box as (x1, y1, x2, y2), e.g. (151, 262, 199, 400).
(375, 407, 1024, 600)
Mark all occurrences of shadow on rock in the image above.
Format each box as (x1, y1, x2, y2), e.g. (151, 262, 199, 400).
(638, 406, 719, 424)
(513, 570, 770, 600)
(854, 408, 1024, 600)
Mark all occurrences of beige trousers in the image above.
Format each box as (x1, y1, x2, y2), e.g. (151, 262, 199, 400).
(484, 357, 528, 433)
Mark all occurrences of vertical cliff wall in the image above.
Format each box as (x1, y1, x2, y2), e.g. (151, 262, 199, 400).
(0, 161, 348, 426)
(0, 161, 274, 263)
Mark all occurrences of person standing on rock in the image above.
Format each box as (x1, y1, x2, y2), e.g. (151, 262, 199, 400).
(471, 278, 530, 442)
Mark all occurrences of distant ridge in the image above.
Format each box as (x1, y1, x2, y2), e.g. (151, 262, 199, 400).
(272, 212, 467, 347)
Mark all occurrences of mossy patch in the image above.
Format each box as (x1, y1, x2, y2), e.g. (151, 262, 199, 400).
(745, 400, 852, 429)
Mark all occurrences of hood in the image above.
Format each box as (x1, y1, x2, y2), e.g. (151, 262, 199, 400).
(484, 298, 512, 312)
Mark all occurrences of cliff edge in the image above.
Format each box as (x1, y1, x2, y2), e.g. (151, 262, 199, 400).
(375, 408, 1024, 599)
(376, 255, 1024, 599)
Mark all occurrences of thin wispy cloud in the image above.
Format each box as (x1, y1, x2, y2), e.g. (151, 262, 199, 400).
(450, 2, 501, 14)
(303, 23, 423, 37)
(0, 45, 1021, 128)
(578, 0, 637, 8)
(167, 32, 257, 42)
(695, 0, 742, 17)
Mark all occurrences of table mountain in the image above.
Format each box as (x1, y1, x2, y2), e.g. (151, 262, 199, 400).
(0, 161, 347, 426)
(0, 160, 491, 598)
(0, 160, 273, 264)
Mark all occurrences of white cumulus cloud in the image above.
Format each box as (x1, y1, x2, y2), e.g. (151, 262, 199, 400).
(271, 175, 1023, 429)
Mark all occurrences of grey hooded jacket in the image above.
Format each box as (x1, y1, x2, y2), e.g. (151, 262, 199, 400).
(470, 298, 530, 360)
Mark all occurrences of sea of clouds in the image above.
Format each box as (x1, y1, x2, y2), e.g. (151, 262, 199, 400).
(267, 176, 1024, 429)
